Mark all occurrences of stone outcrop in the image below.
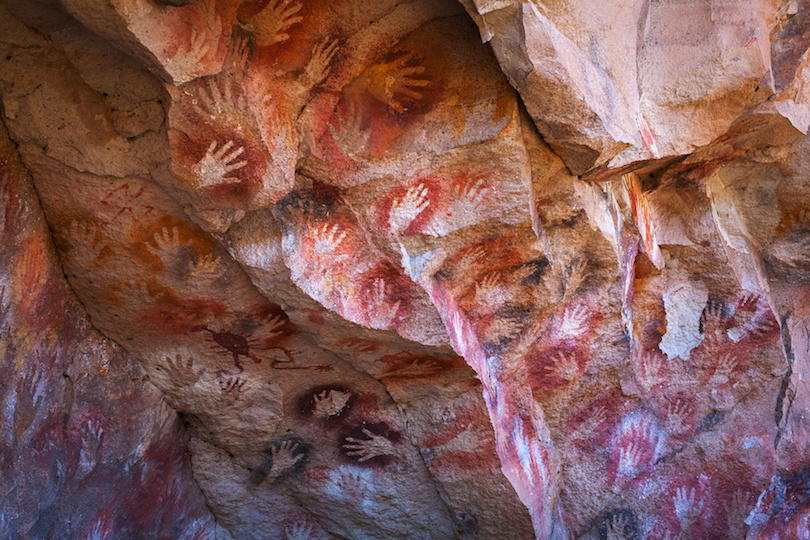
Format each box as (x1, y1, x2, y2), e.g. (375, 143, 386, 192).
(1, 0, 810, 539)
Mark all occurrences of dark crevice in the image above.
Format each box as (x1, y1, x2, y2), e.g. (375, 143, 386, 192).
(775, 311, 796, 448)
(183, 435, 242, 540)
(375, 378, 463, 538)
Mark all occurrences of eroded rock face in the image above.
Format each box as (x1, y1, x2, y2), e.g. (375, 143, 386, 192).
(461, 0, 807, 176)
(0, 111, 213, 537)
(1, 0, 810, 538)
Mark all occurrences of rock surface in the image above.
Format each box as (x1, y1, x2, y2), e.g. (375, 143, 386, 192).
(1, 0, 810, 538)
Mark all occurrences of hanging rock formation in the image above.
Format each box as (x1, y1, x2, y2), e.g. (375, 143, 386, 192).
(1, 0, 810, 538)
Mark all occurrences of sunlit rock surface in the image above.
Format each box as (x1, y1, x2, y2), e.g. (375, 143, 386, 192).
(1, 0, 810, 538)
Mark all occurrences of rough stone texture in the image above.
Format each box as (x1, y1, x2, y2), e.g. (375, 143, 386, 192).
(2, 0, 810, 539)
(0, 107, 214, 537)
(460, 0, 805, 176)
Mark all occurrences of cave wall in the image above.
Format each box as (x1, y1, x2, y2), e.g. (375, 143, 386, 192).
(0, 101, 214, 537)
(1, 0, 810, 539)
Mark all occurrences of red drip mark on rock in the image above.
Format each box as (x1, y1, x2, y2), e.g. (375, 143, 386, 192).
(195, 326, 332, 372)
(639, 115, 660, 158)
